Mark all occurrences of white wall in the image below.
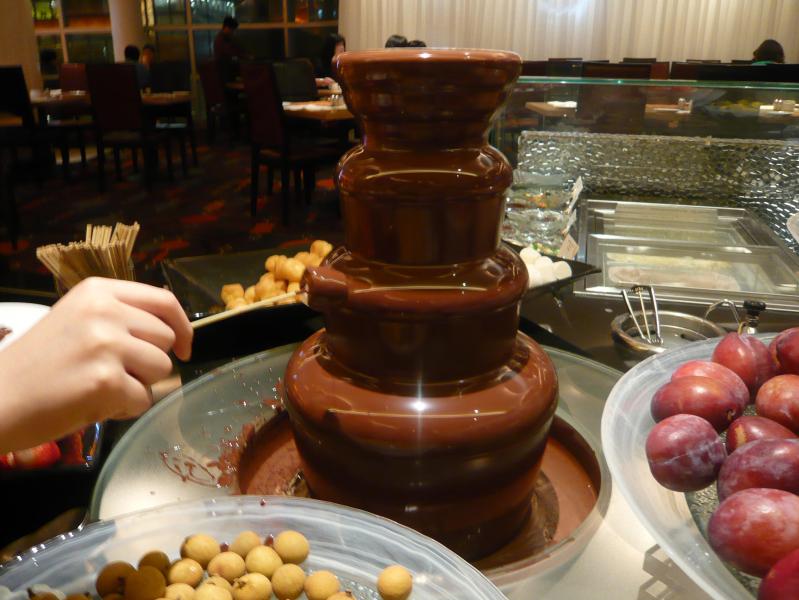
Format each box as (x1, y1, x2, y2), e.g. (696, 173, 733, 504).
(0, 0, 42, 90)
(340, 0, 799, 63)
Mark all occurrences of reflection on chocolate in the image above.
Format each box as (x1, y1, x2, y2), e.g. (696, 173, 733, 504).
(281, 49, 558, 559)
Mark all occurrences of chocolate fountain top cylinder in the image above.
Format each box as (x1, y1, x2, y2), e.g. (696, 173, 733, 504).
(334, 49, 521, 265)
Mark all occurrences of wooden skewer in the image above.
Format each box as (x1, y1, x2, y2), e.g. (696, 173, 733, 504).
(190, 291, 304, 329)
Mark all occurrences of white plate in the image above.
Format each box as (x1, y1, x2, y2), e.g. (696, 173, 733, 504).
(787, 213, 799, 244)
(0, 302, 50, 351)
(602, 334, 776, 600)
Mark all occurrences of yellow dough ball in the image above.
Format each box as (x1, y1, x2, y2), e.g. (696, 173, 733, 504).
(164, 584, 194, 600)
(167, 559, 204, 587)
(270, 564, 305, 600)
(226, 297, 248, 310)
(293, 252, 313, 266)
(123, 566, 166, 600)
(303, 570, 339, 600)
(180, 534, 220, 568)
(193, 585, 231, 600)
(244, 545, 282, 578)
(310, 240, 333, 258)
(286, 282, 300, 294)
(97, 562, 137, 597)
(231, 573, 272, 600)
(230, 530, 263, 558)
(138, 551, 170, 576)
(276, 258, 305, 284)
(273, 530, 310, 564)
(377, 565, 412, 600)
(207, 551, 246, 583)
(254, 279, 275, 301)
(204, 577, 233, 593)
(307, 254, 323, 267)
(265, 255, 288, 273)
(221, 283, 244, 303)
(244, 286, 257, 303)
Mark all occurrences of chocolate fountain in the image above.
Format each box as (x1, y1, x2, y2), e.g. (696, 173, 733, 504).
(283, 49, 558, 560)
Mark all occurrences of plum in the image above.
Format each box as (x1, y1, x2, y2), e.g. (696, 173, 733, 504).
(708, 488, 799, 577)
(645, 414, 726, 492)
(672, 360, 750, 408)
(726, 415, 797, 453)
(759, 547, 799, 600)
(651, 376, 744, 432)
(712, 332, 777, 397)
(717, 439, 799, 500)
(770, 328, 799, 376)
(756, 374, 799, 434)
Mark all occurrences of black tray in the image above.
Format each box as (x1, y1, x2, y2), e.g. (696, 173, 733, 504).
(503, 242, 601, 298)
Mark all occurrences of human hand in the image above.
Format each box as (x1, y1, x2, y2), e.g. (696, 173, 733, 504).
(0, 277, 192, 453)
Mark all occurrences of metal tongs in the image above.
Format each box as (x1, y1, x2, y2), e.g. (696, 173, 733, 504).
(621, 285, 663, 346)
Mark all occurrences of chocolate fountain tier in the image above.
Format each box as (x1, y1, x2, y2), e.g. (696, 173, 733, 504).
(283, 329, 558, 559)
(335, 49, 520, 264)
(304, 245, 528, 381)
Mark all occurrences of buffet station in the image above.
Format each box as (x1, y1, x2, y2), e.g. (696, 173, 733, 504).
(3, 49, 799, 600)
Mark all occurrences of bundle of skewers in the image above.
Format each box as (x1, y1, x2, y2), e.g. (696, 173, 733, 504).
(36, 222, 141, 293)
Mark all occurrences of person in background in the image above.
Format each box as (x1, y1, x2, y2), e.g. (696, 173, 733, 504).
(214, 16, 246, 82)
(385, 34, 408, 48)
(316, 33, 346, 86)
(752, 39, 785, 65)
(407, 40, 427, 47)
(124, 44, 149, 89)
(141, 44, 156, 69)
(39, 49, 59, 89)
(0, 277, 192, 454)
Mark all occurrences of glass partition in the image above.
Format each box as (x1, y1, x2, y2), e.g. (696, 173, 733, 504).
(494, 76, 799, 167)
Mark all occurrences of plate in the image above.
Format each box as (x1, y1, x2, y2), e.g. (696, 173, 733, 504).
(601, 334, 777, 600)
(161, 245, 316, 321)
(0, 302, 50, 351)
(0, 496, 505, 600)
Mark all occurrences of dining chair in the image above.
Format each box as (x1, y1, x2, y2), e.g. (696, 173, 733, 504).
(198, 60, 235, 145)
(0, 66, 68, 182)
(86, 63, 173, 192)
(145, 61, 196, 172)
(272, 59, 319, 102)
(55, 62, 91, 170)
(521, 61, 547, 76)
(622, 58, 657, 63)
(545, 60, 583, 77)
(241, 62, 342, 223)
(669, 62, 700, 79)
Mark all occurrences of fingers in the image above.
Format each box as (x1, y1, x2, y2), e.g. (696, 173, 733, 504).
(120, 303, 176, 353)
(83, 278, 194, 361)
(111, 373, 154, 420)
(120, 335, 174, 387)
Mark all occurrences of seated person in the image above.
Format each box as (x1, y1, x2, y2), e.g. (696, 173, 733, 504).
(124, 44, 150, 89)
(407, 40, 427, 47)
(316, 33, 346, 86)
(385, 34, 408, 48)
(752, 39, 784, 65)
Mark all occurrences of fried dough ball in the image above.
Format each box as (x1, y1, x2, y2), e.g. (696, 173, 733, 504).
(273, 530, 309, 564)
(265, 255, 288, 273)
(167, 559, 203, 587)
(327, 594, 354, 600)
(164, 584, 194, 600)
(123, 566, 166, 600)
(286, 282, 300, 294)
(273, 279, 287, 292)
(244, 545, 282, 578)
(275, 258, 305, 284)
(231, 573, 271, 600)
(310, 240, 333, 258)
(270, 564, 305, 600)
(307, 254, 323, 267)
(97, 562, 137, 597)
(204, 577, 232, 593)
(293, 252, 313, 266)
(303, 570, 339, 600)
(138, 551, 170, 576)
(226, 297, 248, 310)
(207, 551, 246, 583)
(220, 284, 244, 304)
(377, 565, 412, 600)
(244, 286, 257, 303)
(193, 585, 231, 600)
(230, 530, 262, 558)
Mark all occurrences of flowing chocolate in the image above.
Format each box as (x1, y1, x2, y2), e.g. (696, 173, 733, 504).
(282, 49, 558, 559)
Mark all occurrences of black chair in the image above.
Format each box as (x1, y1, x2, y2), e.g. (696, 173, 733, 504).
(687, 59, 722, 63)
(198, 60, 227, 144)
(149, 61, 191, 93)
(622, 57, 657, 63)
(272, 58, 319, 102)
(86, 63, 173, 191)
(521, 61, 547, 76)
(53, 63, 92, 171)
(582, 62, 651, 79)
(546, 60, 583, 77)
(732, 59, 753, 64)
(670, 62, 700, 79)
(242, 63, 342, 223)
(146, 61, 196, 171)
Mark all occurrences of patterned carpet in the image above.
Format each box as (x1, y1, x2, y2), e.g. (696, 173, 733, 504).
(0, 142, 344, 293)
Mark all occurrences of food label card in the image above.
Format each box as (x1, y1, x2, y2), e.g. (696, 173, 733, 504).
(558, 234, 579, 260)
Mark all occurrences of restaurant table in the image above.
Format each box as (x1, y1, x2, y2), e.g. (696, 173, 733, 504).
(226, 80, 335, 97)
(283, 100, 353, 122)
(0, 113, 23, 128)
